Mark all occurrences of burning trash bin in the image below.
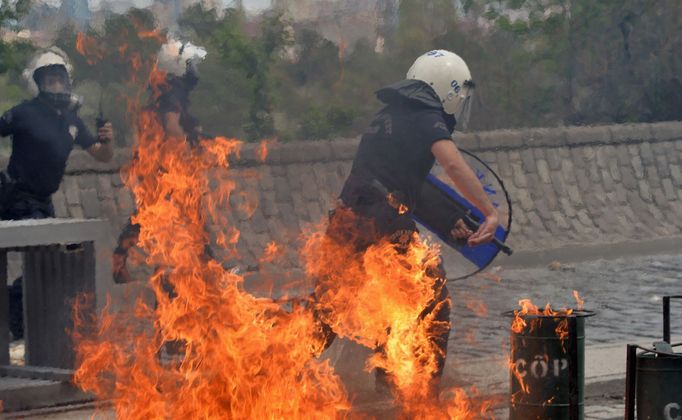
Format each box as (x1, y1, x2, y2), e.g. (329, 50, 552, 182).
(625, 295, 682, 420)
(507, 300, 595, 420)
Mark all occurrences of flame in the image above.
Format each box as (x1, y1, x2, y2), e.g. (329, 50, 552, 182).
(303, 207, 493, 417)
(573, 290, 584, 310)
(256, 139, 272, 162)
(261, 241, 284, 264)
(72, 24, 495, 419)
(386, 193, 409, 215)
(73, 34, 350, 418)
(76, 32, 106, 65)
(510, 295, 584, 403)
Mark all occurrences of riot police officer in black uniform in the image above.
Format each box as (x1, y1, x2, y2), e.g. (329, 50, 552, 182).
(0, 47, 114, 340)
(313, 50, 499, 398)
(112, 40, 206, 284)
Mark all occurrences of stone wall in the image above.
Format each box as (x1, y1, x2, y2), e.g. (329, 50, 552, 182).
(2, 121, 682, 276)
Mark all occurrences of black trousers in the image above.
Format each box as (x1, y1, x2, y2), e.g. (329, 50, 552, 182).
(314, 178, 451, 381)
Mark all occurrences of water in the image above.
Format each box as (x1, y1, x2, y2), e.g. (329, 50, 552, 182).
(448, 253, 682, 359)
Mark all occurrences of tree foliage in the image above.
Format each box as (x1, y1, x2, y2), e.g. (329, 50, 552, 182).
(3, 0, 682, 143)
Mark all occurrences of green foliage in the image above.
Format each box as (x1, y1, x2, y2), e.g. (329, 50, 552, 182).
(3, 0, 681, 144)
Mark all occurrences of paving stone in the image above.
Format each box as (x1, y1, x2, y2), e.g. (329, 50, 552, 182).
(662, 178, 677, 201)
(285, 165, 304, 192)
(52, 190, 68, 218)
(274, 175, 292, 202)
(496, 151, 512, 178)
(68, 205, 84, 219)
(520, 149, 537, 173)
(511, 162, 527, 188)
(601, 169, 615, 192)
(656, 155, 671, 178)
(110, 173, 124, 187)
(638, 180, 653, 203)
(116, 188, 135, 213)
(620, 166, 637, 190)
(80, 188, 101, 219)
(64, 177, 80, 206)
(639, 142, 655, 165)
(670, 164, 682, 187)
(96, 174, 114, 199)
(567, 184, 582, 206)
(595, 146, 610, 169)
(570, 147, 586, 168)
(545, 148, 562, 170)
(550, 170, 566, 195)
(608, 158, 621, 182)
(536, 159, 551, 183)
(260, 190, 278, 218)
(259, 167, 275, 191)
(575, 169, 591, 192)
(291, 191, 309, 221)
(644, 165, 662, 191)
(560, 197, 577, 218)
(301, 171, 320, 201)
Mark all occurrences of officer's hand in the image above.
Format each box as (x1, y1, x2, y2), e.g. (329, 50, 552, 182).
(468, 212, 499, 246)
(98, 122, 113, 144)
(451, 219, 473, 240)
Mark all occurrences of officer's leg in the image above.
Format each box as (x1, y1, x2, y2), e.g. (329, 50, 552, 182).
(418, 261, 451, 396)
(113, 217, 140, 284)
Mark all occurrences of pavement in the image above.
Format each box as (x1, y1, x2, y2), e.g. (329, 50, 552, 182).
(3, 253, 681, 418)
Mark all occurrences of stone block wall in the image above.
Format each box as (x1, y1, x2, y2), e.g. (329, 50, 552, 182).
(2, 121, 681, 276)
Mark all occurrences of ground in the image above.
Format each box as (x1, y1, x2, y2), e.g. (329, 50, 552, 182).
(5, 252, 681, 418)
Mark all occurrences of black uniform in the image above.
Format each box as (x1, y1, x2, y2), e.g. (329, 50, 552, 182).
(0, 97, 97, 340)
(317, 79, 455, 385)
(0, 98, 97, 219)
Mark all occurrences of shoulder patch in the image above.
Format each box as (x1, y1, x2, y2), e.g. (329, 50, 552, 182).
(433, 121, 449, 132)
(68, 125, 79, 141)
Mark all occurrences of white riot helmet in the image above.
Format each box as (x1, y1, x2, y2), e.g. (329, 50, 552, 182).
(407, 50, 475, 129)
(23, 47, 73, 95)
(157, 39, 207, 77)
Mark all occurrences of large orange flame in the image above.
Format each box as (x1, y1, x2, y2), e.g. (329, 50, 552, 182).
(73, 48, 350, 417)
(73, 26, 494, 418)
(303, 207, 493, 417)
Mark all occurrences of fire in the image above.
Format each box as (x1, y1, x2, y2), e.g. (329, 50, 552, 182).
(72, 39, 350, 418)
(261, 241, 284, 264)
(256, 139, 272, 162)
(72, 24, 495, 419)
(509, 293, 586, 402)
(573, 290, 584, 310)
(75, 32, 105, 65)
(303, 207, 493, 417)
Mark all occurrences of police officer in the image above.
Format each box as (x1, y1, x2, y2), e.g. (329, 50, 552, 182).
(0, 47, 114, 219)
(0, 47, 114, 340)
(314, 50, 499, 396)
(113, 39, 207, 284)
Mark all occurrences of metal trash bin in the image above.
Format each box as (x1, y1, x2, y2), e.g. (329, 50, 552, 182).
(508, 310, 595, 420)
(626, 296, 682, 420)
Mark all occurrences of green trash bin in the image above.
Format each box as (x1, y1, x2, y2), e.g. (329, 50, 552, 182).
(508, 310, 595, 420)
(626, 296, 682, 420)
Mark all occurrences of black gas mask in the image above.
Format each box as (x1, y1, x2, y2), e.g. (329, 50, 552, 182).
(34, 64, 80, 110)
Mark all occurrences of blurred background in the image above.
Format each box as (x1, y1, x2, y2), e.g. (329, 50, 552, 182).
(1, 0, 681, 146)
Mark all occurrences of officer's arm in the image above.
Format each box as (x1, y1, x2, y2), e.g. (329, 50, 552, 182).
(85, 122, 114, 162)
(0, 110, 14, 137)
(431, 139, 498, 245)
(163, 112, 186, 138)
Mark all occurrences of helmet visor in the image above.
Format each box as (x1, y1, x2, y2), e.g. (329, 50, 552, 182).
(454, 88, 473, 131)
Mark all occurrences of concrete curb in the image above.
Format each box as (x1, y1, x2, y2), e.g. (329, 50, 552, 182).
(498, 236, 682, 268)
